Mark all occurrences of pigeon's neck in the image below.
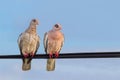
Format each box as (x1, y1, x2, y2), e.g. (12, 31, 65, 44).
(49, 30, 62, 40)
(51, 29, 60, 33)
(25, 25, 37, 34)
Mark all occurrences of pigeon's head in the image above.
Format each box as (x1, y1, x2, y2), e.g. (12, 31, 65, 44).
(30, 19, 39, 26)
(53, 24, 62, 31)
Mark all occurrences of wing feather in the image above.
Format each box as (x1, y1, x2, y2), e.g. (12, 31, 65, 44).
(17, 33, 24, 55)
(58, 33, 64, 53)
(44, 32, 48, 53)
(34, 35, 40, 54)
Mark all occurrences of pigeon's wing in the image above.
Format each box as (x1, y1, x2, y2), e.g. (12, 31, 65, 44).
(59, 34, 64, 52)
(17, 33, 24, 55)
(44, 32, 48, 53)
(34, 35, 40, 54)
(17, 33, 22, 47)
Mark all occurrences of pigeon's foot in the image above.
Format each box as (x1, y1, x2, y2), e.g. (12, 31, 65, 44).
(30, 52, 34, 57)
(49, 53, 53, 58)
(55, 52, 59, 58)
(23, 53, 29, 58)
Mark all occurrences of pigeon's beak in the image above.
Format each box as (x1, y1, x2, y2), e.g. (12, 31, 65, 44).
(60, 27, 62, 30)
(36, 22, 39, 26)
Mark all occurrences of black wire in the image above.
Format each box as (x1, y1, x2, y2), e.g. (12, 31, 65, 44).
(0, 52, 120, 59)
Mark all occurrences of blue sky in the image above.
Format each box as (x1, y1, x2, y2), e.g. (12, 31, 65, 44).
(0, 0, 120, 80)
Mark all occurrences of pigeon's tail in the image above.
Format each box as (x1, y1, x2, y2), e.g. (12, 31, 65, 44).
(22, 58, 31, 71)
(46, 59, 55, 71)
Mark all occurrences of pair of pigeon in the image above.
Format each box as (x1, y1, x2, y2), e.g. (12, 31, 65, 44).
(17, 19, 64, 71)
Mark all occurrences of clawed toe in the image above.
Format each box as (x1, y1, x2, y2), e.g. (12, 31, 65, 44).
(30, 53, 34, 57)
(24, 54, 29, 58)
(49, 53, 53, 58)
(55, 52, 59, 58)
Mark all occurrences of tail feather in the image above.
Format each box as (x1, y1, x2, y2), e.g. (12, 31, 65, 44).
(47, 59, 55, 71)
(22, 58, 31, 71)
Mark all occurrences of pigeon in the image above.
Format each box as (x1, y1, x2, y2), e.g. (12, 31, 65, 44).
(44, 24, 64, 71)
(18, 19, 40, 71)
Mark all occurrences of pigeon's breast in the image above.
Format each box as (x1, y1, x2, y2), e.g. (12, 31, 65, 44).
(21, 33, 38, 54)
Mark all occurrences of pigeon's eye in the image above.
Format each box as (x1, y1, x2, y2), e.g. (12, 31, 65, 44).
(33, 19, 36, 22)
(55, 24, 59, 28)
